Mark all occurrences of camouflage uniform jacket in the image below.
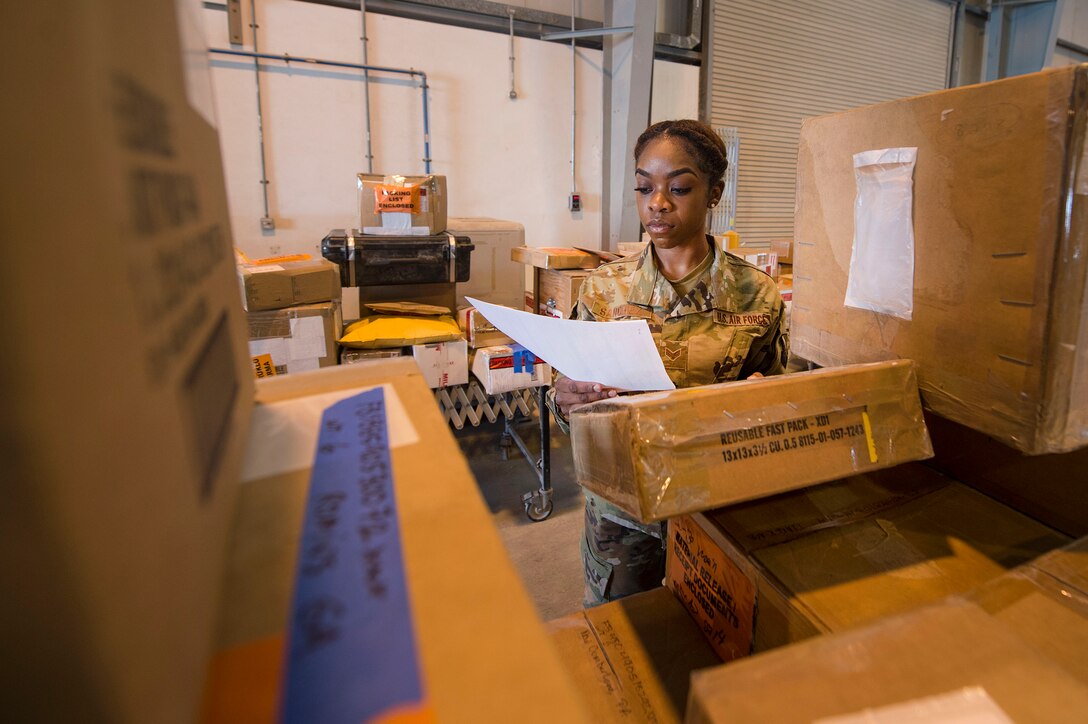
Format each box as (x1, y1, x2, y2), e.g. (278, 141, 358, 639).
(550, 238, 789, 433)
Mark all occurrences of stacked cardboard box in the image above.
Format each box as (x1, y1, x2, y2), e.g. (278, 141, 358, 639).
(686, 538, 1088, 723)
(571, 360, 933, 521)
(239, 258, 342, 377)
(2, 2, 254, 720)
(512, 246, 601, 317)
(203, 361, 591, 722)
(791, 65, 1088, 455)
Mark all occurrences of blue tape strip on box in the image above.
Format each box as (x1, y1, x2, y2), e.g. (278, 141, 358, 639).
(510, 343, 535, 375)
(281, 387, 430, 724)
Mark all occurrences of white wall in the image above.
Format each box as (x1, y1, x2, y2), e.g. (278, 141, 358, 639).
(201, 0, 697, 259)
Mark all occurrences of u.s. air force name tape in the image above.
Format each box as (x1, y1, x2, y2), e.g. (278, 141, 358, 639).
(281, 387, 432, 724)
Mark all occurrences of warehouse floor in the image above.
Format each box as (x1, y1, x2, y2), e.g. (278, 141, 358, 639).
(453, 416, 586, 621)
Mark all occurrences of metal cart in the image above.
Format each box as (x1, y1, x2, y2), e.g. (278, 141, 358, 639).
(435, 381, 553, 521)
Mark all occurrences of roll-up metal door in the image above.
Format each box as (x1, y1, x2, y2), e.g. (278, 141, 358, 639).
(706, 0, 955, 247)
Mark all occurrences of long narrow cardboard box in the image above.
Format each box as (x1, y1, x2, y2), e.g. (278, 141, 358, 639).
(791, 65, 1088, 454)
(571, 360, 932, 521)
(1, 3, 253, 721)
(202, 361, 590, 723)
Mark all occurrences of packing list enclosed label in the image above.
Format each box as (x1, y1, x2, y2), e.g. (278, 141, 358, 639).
(667, 515, 756, 662)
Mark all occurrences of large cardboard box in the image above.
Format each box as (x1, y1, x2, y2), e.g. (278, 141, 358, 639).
(247, 301, 342, 375)
(358, 173, 447, 235)
(571, 360, 933, 522)
(791, 65, 1088, 454)
(547, 587, 720, 724)
(666, 464, 1069, 662)
(1, 2, 254, 722)
(967, 538, 1088, 683)
(202, 361, 590, 723)
(237, 257, 341, 312)
(687, 602, 1088, 724)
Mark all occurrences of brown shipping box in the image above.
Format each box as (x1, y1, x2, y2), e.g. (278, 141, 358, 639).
(666, 464, 1068, 662)
(687, 601, 1088, 724)
(791, 65, 1088, 454)
(238, 257, 341, 312)
(358, 173, 447, 235)
(547, 587, 720, 724)
(0, 3, 254, 722)
(246, 301, 342, 376)
(536, 267, 593, 317)
(202, 361, 590, 723)
(570, 360, 933, 522)
(967, 538, 1088, 683)
(511, 245, 603, 270)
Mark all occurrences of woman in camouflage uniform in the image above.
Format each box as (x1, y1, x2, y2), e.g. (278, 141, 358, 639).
(550, 119, 788, 606)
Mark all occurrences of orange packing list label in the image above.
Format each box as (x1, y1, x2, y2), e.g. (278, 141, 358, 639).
(667, 515, 756, 662)
(252, 354, 276, 379)
(374, 184, 420, 214)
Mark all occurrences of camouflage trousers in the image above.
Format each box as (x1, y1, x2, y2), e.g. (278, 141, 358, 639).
(581, 491, 667, 607)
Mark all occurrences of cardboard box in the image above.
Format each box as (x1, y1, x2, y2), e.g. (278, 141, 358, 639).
(666, 465, 1069, 662)
(547, 587, 720, 724)
(924, 412, 1088, 537)
(238, 257, 341, 312)
(202, 361, 590, 723)
(791, 65, 1088, 454)
(687, 601, 1088, 724)
(0, 2, 255, 721)
(534, 267, 592, 318)
(458, 305, 513, 348)
(341, 346, 409, 364)
(570, 360, 933, 522)
(471, 345, 551, 394)
(411, 339, 468, 389)
(968, 539, 1088, 684)
(247, 302, 342, 375)
(358, 174, 447, 235)
(511, 245, 603, 270)
(769, 239, 793, 265)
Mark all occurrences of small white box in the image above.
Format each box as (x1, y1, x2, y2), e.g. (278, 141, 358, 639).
(471, 345, 552, 394)
(412, 339, 468, 389)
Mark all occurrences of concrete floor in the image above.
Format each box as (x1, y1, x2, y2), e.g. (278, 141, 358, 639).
(451, 415, 586, 621)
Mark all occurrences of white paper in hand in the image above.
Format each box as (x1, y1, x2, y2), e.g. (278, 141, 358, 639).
(466, 297, 675, 391)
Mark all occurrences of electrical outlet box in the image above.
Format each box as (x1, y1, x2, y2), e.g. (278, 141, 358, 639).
(568, 193, 581, 212)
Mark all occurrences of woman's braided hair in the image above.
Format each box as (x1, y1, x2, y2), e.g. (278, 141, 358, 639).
(633, 119, 728, 186)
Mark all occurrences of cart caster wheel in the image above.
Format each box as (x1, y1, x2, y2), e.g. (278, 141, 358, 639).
(524, 497, 553, 522)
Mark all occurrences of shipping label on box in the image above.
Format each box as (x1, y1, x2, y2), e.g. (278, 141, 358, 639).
(471, 345, 551, 394)
(667, 515, 756, 662)
(571, 360, 933, 522)
(358, 174, 447, 236)
(238, 257, 341, 311)
(412, 339, 468, 389)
